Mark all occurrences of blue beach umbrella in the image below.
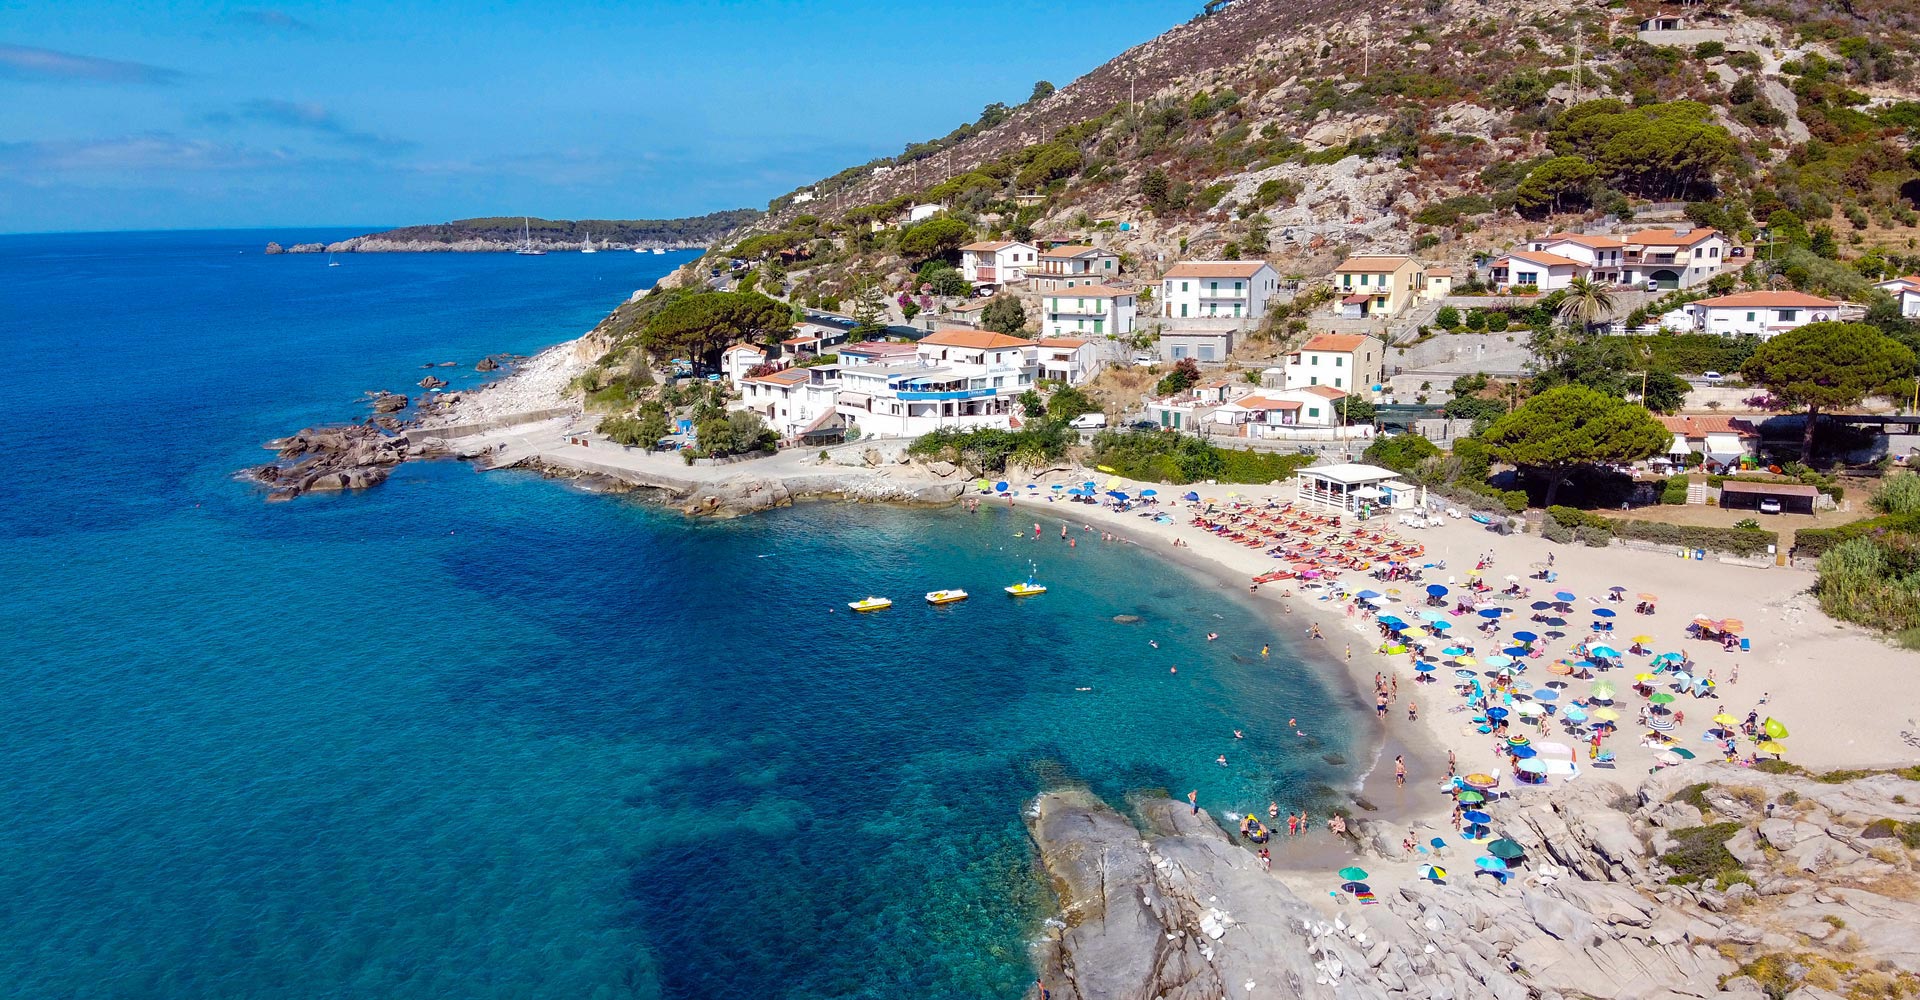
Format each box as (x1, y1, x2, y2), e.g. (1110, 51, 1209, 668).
(1478, 608, 1504, 619)
(1531, 688, 1558, 701)
(1592, 608, 1616, 619)
(1050, 484, 1064, 490)
(1427, 584, 1449, 596)
(1462, 810, 1492, 825)
(1107, 490, 1129, 500)
(1474, 856, 1509, 872)
(1509, 745, 1537, 759)
(1453, 668, 1477, 679)
(1182, 491, 1200, 501)
(1517, 758, 1548, 775)
(1590, 645, 1621, 659)
(1415, 663, 1437, 673)
(1563, 707, 1588, 723)
(1554, 591, 1576, 602)
(1442, 646, 1467, 656)
(1378, 615, 1405, 626)
(1485, 707, 1509, 720)
(1357, 590, 1382, 600)
(1511, 631, 1539, 643)
(995, 481, 1009, 492)
(1529, 601, 1554, 611)
(1484, 654, 1514, 668)
(1420, 610, 1448, 621)
(1542, 617, 1569, 627)
(1503, 646, 1530, 657)
(1651, 652, 1683, 665)
(1139, 489, 1157, 497)
(1429, 620, 1452, 632)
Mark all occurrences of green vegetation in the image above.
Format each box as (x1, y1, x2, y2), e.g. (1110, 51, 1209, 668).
(982, 295, 1029, 336)
(691, 410, 777, 458)
(1412, 194, 1494, 227)
(1046, 385, 1100, 420)
(1090, 431, 1314, 485)
(896, 217, 972, 264)
(1742, 322, 1917, 460)
(371, 210, 762, 248)
(1609, 519, 1778, 557)
(1546, 100, 1735, 200)
(636, 290, 793, 370)
(907, 421, 1078, 473)
(1659, 822, 1747, 885)
(1362, 434, 1440, 474)
(1482, 386, 1669, 505)
(1155, 358, 1202, 397)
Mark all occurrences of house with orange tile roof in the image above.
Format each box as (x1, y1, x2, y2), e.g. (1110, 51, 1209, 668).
(1210, 385, 1356, 435)
(1489, 249, 1588, 292)
(959, 240, 1037, 288)
(1621, 226, 1728, 289)
(1034, 337, 1103, 385)
(1282, 333, 1384, 393)
(1041, 284, 1137, 339)
(1332, 254, 1425, 317)
(1032, 245, 1122, 291)
(1527, 232, 1629, 282)
(1159, 260, 1280, 324)
(1874, 275, 1920, 318)
(1658, 414, 1763, 465)
(1143, 378, 1254, 432)
(735, 365, 844, 440)
(1683, 291, 1840, 338)
(831, 328, 1037, 437)
(721, 343, 768, 387)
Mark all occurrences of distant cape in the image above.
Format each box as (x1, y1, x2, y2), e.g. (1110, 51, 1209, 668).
(267, 209, 760, 253)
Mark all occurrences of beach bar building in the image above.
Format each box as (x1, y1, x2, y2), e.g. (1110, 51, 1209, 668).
(1293, 462, 1421, 513)
(1716, 480, 1819, 514)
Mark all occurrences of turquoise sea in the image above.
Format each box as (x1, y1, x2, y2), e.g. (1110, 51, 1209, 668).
(0, 230, 1363, 999)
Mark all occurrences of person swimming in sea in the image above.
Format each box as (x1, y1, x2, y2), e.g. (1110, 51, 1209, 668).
(1261, 644, 1269, 656)
(1233, 729, 1244, 739)
(1206, 632, 1218, 641)
(1149, 640, 1159, 648)
(1216, 755, 1228, 766)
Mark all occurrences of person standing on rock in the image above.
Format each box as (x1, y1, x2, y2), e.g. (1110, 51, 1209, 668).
(1188, 789, 1198, 814)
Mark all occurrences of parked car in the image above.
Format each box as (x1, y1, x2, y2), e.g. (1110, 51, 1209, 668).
(1132, 352, 1157, 367)
(1759, 498, 1783, 514)
(1703, 370, 1723, 383)
(1128, 420, 1159, 432)
(1731, 246, 1747, 257)
(1068, 412, 1109, 430)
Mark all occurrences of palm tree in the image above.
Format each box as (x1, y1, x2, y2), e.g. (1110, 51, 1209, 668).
(1556, 277, 1617, 332)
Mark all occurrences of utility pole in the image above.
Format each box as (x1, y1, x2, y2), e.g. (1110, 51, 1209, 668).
(1574, 30, 1583, 102)
(1363, 27, 1371, 77)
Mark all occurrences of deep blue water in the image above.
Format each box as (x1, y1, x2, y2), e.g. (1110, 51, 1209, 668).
(0, 230, 1362, 999)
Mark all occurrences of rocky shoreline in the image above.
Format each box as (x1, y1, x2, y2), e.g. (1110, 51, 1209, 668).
(263, 238, 705, 254)
(1027, 764, 1920, 1000)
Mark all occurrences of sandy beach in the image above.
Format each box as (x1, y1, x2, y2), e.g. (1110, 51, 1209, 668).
(983, 474, 1920, 900)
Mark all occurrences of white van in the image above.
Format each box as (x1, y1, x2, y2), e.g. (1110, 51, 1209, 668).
(1068, 412, 1108, 430)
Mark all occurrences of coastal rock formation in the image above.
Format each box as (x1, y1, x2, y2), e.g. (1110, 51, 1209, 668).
(288, 242, 325, 253)
(418, 376, 448, 390)
(263, 242, 284, 254)
(476, 356, 499, 372)
(370, 392, 409, 414)
(1028, 764, 1920, 1000)
(677, 472, 965, 517)
(250, 425, 408, 501)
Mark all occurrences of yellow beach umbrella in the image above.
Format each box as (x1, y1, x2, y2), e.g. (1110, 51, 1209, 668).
(1096, 465, 1117, 474)
(1454, 655, 1477, 666)
(1103, 477, 1122, 490)
(1756, 740, 1788, 755)
(1401, 627, 1430, 639)
(1712, 713, 1738, 726)
(1591, 707, 1621, 722)
(1631, 634, 1654, 644)
(1633, 673, 1657, 683)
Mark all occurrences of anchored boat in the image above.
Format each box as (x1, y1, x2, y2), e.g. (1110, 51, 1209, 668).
(925, 589, 969, 605)
(1005, 577, 1046, 597)
(848, 596, 892, 612)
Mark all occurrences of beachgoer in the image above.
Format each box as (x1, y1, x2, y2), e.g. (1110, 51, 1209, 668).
(1261, 644, 1269, 657)
(1447, 749, 1457, 777)
(1394, 755, 1407, 786)
(1259, 847, 1271, 873)
(1269, 800, 1279, 819)
(1216, 754, 1227, 766)
(1207, 633, 1219, 642)
(1376, 695, 1388, 720)
(1407, 700, 1418, 722)
(1188, 790, 1198, 814)
(1234, 729, 1244, 739)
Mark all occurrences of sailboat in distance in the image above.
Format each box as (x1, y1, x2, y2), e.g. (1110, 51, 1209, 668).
(327, 251, 340, 267)
(514, 217, 546, 256)
(580, 230, 596, 254)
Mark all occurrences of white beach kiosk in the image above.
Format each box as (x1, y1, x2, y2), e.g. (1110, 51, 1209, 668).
(1293, 462, 1422, 515)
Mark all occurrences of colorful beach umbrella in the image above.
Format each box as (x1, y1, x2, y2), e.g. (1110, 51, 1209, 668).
(1631, 635, 1655, 645)
(1486, 838, 1526, 860)
(1711, 713, 1738, 726)
(1510, 743, 1538, 756)
(1337, 866, 1369, 881)
(1419, 864, 1447, 882)
(1562, 707, 1588, 723)
(1633, 673, 1657, 683)
(1455, 790, 1485, 804)
(1474, 856, 1508, 871)
(1547, 662, 1573, 676)
(1638, 593, 1658, 602)
(1648, 692, 1676, 705)
(1763, 717, 1789, 739)
(1455, 655, 1477, 666)
(1589, 680, 1616, 699)
(1462, 774, 1497, 790)
(1589, 645, 1621, 659)
(1485, 707, 1509, 720)
(1517, 758, 1548, 774)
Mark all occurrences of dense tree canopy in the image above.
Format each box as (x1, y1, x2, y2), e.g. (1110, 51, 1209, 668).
(981, 295, 1028, 335)
(1741, 321, 1916, 459)
(1482, 386, 1670, 505)
(897, 217, 971, 263)
(639, 291, 792, 370)
(1548, 100, 1734, 199)
(1513, 156, 1597, 216)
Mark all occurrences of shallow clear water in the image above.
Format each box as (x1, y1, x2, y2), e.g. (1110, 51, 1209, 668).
(0, 231, 1362, 999)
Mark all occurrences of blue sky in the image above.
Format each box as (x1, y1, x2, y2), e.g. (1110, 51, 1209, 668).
(0, 1, 1191, 233)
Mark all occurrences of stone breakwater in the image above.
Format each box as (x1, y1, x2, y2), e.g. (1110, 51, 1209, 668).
(1027, 763, 1920, 1000)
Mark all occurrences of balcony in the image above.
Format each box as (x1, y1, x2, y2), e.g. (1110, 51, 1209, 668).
(897, 387, 998, 401)
(975, 266, 997, 282)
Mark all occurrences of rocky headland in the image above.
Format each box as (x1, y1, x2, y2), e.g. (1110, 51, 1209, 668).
(1028, 763, 1920, 1000)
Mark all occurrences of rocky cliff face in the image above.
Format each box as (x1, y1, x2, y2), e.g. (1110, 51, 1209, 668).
(1027, 764, 1920, 1000)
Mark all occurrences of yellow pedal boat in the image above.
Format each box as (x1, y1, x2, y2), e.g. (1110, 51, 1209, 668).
(1004, 580, 1047, 597)
(848, 596, 893, 612)
(925, 589, 969, 605)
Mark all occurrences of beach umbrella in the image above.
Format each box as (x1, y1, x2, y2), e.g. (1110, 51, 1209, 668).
(1442, 646, 1467, 656)
(1590, 645, 1621, 659)
(1507, 734, 1531, 747)
(1182, 491, 1200, 501)
(1651, 652, 1684, 665)
(1562, 707, 1588, 723)
(1589, 680, 1616, 698)
(1478, 608, 1504, 619)
(1516, 758, 1548, 775)
(1427, 584, 1449, 596)
(1531, 688, 1557, 701)
(1456, 790, 1485, 804)
(1050, 484, 1064, 490)
(1462, 774, 1497, 790)
(1632, 635, 1655, 645)
(1591, 707, 1620, 722)
(1461, 809, 1492, 825)
(1414, 662, 1435, 673)
(1106, 490, 1129, 500)
(1593, 608, 1616, 619)
(1656, 750, 1685, 766)
(1648, 692, 1675, 705)
(1420, 864, 1447, 882)
(1668, 671, 1693, 685)
(1638, 593, 1658, 602)
(1341, 881, 1371, 894)
(1401, 627, 1429, 639)
(1357, 590, 1382, 600)
(1763, 717, 1789, 739)
(1455, 655, 1477, 666)
(1484, 654, 1513, 667)
(1474, 856, 1508, 872)
(1609, 585, 1627, 594)
(1509, 741, 1538, 755)
(1633, 673, 1658, 683)
(1530, 601, 1554, 611)
(1139, 489, 1157, 497)
(1711, 713, 1738, 726)
(1757, 740, 1788, 755)
(1453, 668, 1477, 679)
(1337, 866, 1369, 881)
(1542, 617, 1569, 628)
(976, 478, 992, 491)
(1511, 631, 1538, 643)
(995, 481, 1009, 492)
(1547, 662, 1573, 676)
(1429, 620, 1453, 632)
(1670, 747, 1696, 759)
(1485, 707, 1509, 720)
(1103, 477, 1122, 490)
(1554, 591, 1576, 602)
(1720, 618, 1745, 633)
(1487, 838, 1526, 860)
(1515, 702, 1544, 717)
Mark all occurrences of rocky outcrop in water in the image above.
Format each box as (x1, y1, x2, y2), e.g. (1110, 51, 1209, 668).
(1027, 764, 1920, 1000)
(676, 472, 966, 517)
(249, 424, 409, 501)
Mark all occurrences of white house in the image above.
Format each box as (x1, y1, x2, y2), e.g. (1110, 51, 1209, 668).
(1489, 249, 1586, 292)
(959, 240, 1037, 287)
(1684, 291, 1839, 338)
(833, 329, 1036, 437)
(1621, 227, 1727, 289)
(1875, 276, 1920, 317)
(734, 365, 842, 440)
(907, 203, 943, 223)
(1209, 386, 1354, 437)
(1282, 333, 1384, 394)
(1528, 232, 1628, 283)
(1144, 379, 1252, 432)
(1032, 245, 1122, 291)
(721, 343, 768, 386)
(837, 341, 920, 367)
(1159, 261, 1279, 323)
(1041, 285, 1137, 338)
(1034, 338, 1102, 385)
